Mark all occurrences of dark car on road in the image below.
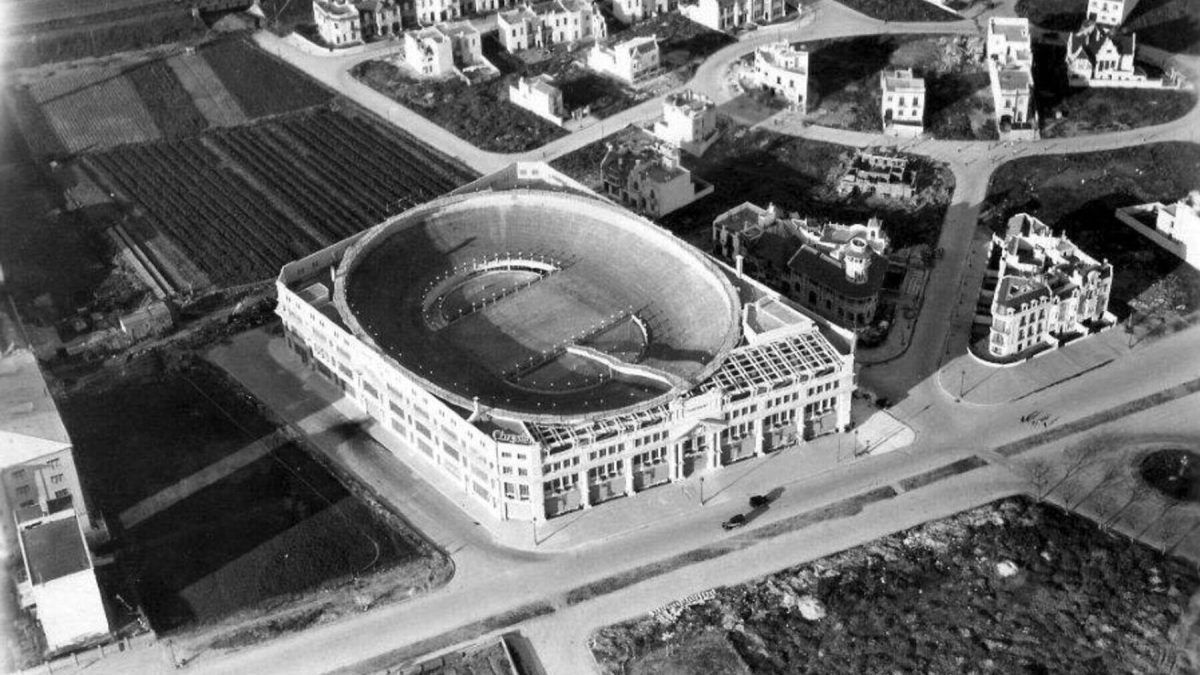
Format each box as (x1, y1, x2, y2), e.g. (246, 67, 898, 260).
(749, 494, 771, 508)
(722, 514, 746, 530)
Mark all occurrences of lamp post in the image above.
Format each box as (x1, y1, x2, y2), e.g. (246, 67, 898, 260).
(699, 476, 705, 506)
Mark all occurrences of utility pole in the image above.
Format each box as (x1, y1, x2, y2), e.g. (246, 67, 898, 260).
(699, 476, 705, 505)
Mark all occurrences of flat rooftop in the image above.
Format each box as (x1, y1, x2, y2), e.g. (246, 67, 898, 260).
(20, 516, 91, 585)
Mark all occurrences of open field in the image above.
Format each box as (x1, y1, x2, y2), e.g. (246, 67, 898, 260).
(58, 356, 450, 636)
(200, 38, 334, 118)
(85, 106, 475, 286)
(353, 13, 732, 152)
(591, 497, 1200, 674)
(980, 142, 1200, 324)
(1032, 44, 1196, 138)
(833, 0, 960, 22)
(556, 124, 953, 251)
(801, 34, 994, 140)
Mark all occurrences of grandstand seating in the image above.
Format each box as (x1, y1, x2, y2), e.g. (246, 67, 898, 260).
(338, 190, 741, 419)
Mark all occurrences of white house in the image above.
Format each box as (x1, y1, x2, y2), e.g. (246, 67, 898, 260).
(314, 0, 363, 46)
(403, 27, 455, 76)
(879, 68, 925, 136)
(406, 0, 462, 25)
(612, 0, 674, 25)
(986, 17, 1037, 138)
(751, 42, 808, 110)
(652, 89, 719, 156)
(600, 140, 713, 217)
(509, 74, 566, 124)
(437, 20, 487, 68)
(497, 0, 607, 53)
(1114, 192, 1200, 270)
(355, 0, 404, 40)
(679, 0, 787, 32)
(587, 35, 660, 83)
(1086, 0, 1125, 27)
(985, 214, 1113, 358)
(17, 511, 110, 651)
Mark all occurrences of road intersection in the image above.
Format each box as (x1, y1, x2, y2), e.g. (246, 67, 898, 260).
(30, 2, 1200, 673)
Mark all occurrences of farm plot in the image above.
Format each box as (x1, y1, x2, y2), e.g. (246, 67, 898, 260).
(125, 58, 210, 139)
(27, 69, 161, 152)
(201, 38, 333, 119)
(89, 138, 321, 285)
(60, 358, 446, 633)
(166, 51, 248, 127)
(87, 107, 475, 287)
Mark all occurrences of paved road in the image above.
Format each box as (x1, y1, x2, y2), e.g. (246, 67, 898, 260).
(28, 3, 1200, 674)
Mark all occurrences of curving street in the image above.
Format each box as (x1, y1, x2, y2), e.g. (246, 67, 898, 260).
(39, 2, 1200, 674)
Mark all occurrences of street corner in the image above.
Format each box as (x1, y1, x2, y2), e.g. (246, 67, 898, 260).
(850, 396, 914, 456)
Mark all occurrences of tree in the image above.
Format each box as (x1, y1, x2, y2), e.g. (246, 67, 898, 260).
(1020, 458, 1058, 501)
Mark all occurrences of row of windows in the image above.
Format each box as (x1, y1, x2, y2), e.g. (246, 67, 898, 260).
(543, 456, 581, 474)
(808, 381, 837, 397)
(587, 444, 623, 461)
(633, 430, 667, 447)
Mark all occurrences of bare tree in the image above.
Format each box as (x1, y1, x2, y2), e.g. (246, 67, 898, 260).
(1088, 490, 1122, 533)
(1105, 480, 1157, 532)
(1020, 458, 1058, 501)
(1148, 502, 1186, 553)
(1071, 460, 1125, 510)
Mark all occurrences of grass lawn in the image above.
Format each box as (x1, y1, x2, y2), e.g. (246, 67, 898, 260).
(801, 35, 996, 140)
(833, 0, 961, 22)
(980, 142, 1200, 324)
(553, 124, 954, 251)
(1015, 0, 1087, 31)
(590, 498, 1200, 675)
(1033, 44, 1196, 138)
(59, 356, 450, 635)
(201, 37, 333, 118)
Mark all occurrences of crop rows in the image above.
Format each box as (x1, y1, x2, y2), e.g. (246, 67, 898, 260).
(87, 108, 474, 288)
(30, 70, 161, 152)
(207, 108, 474, 242)
(91, 139, 322, 285)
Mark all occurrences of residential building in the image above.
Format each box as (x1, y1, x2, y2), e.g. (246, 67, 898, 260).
(612, 0, 674, 24)
(275, 162, 856, 523)
(313, 0, 363, 46)
(406, 0, 462, 25)
(879, 68, 925, 136)
(679, 0, 787, 32)
(1114, 192, 1200, 270)
(985, 213, 1113, 358)
(749, 41, 808, 109)
(587, 35, 660, 83)
(509, 74, 566, 124)
(1066, 23, 1151, 86)
(118, 300, 173, 341)
(356, 0, 404, 39)
(1, 305, 110, 650)
(403, 27, 455, 76)
(712, 203, 890, 328)
(652, 89, 719, 156)
(1086, 0, 1124, 27)
(467, 0, 516, 12)
(836, 151, 916, 200)
(986, 17, 1037, 137)
(496, 0, 607, 53)
(600, 140, 714, 217)
(437, 21, 487, 68)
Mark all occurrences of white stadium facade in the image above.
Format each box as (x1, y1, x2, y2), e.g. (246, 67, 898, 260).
(276, 163, 856, 523)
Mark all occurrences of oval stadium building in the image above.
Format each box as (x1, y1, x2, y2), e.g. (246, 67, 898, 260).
(277, 163, 855, 523)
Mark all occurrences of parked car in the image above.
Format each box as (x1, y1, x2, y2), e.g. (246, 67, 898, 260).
(749, 494, 771, 508)
(722, 514, 747, 530)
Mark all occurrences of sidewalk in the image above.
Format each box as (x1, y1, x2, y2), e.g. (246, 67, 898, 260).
(936, 325, 1131, 405)
(206, 328, 916, 554)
